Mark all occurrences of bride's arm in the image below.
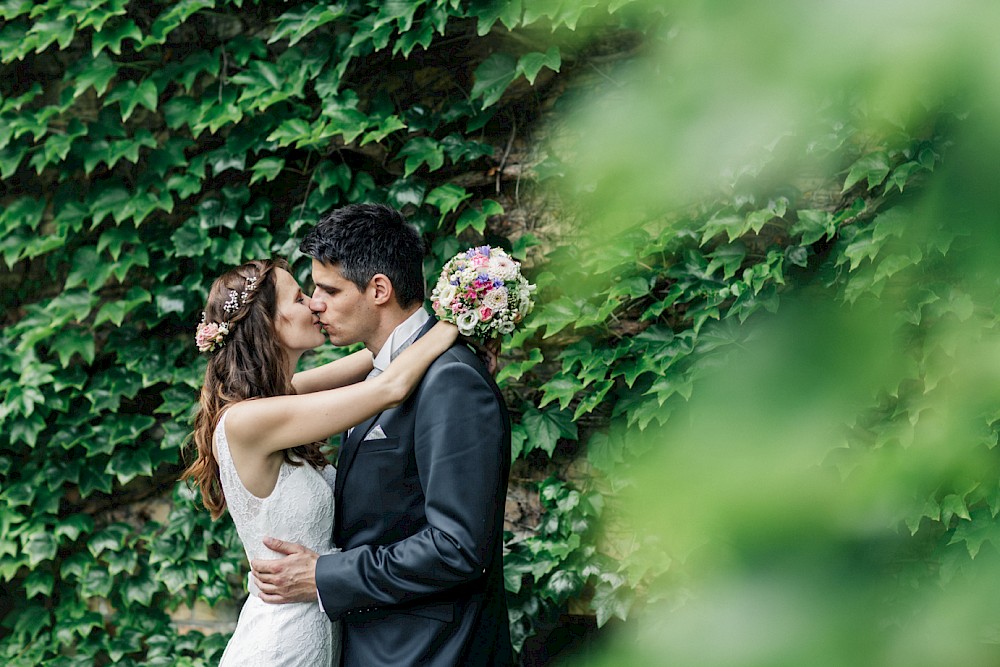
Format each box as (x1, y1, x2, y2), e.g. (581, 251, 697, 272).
(291, 348, 373, 394)
(225, 322, 458, 454)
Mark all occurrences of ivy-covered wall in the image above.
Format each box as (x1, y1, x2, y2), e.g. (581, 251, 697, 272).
(4, 0, 1000, 665)
(0, 2, 647, 663)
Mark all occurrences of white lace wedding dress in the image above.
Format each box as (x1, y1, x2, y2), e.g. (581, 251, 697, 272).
(214, 411, 340, 666)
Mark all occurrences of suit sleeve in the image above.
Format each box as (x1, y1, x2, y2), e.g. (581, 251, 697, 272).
(314, 354, 506, 619)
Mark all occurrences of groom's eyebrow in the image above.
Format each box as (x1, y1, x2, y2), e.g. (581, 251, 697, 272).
(314, 282, 337, 294)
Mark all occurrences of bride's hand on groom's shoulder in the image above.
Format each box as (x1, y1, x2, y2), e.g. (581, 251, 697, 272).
(251, 537, 320, 605)
(461, 336, 501, 376)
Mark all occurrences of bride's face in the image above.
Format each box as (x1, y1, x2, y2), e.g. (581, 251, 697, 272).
(273, 268, 326, 353)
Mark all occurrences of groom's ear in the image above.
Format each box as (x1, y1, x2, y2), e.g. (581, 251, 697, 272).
(369, 273, 394, 305)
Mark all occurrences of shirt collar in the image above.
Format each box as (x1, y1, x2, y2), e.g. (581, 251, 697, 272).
(372, 308, 430, 373)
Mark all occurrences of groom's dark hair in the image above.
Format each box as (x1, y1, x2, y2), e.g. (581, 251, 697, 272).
(299, 203, 426, 307)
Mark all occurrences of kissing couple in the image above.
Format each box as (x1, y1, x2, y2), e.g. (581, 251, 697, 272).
(183, 203, 515, 666)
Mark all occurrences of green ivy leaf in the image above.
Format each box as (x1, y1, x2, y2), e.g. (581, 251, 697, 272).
(531, 296, 582, 338)
(56, 514, 95, 542)
(158, 563, 194, 594)
(471, 0, 523, 35)
(313, 161, 351, 193)
(269, 3, 347, 46)
(29, 17, 76, 52)
(706, 242, 747, 280)
(94, 287, 151, 327)
(425, 184, 471, 221)
(66, 52, 118, 99)
(65, 247, 115, 292)
(843, 151, 891, 192)
(586, 429, 626, 474)
(80, 566, 114, 599)
(249, 157, 285, 185)
(0, 142, 29, 179)
(941, 493, 971, 525)
(496, 347, 544, 384)
(398, 136, 445, 176)
(521, 405, 577, 457)
(538, 374, 586, 410)
(591, 575, 633, 627)
(387, 178, 427, 209)
(9, 603, 50, 641)
(792, 209, 836, 245)
(471, 52, 518, 108)
(120, 566, 157, 606)
(360, 114, 406, 145)
(92, 18, 142, 56)
(454, 199, 503, 234)
(24, 569, 54, 598)
(88, 523, 132, 558)
(24, 531, 58, 566)
(88, 184, 132, 227)
(51, 327, 96, 367)
(542, 568, 583, 604)
(171, 218, 212, 257)
(516, 46, 560, 85)
(78, 466, 113, 498)
(949, 510, 1000, 558)
(76, 0, 129, 32)
(699, 214, 747, 245)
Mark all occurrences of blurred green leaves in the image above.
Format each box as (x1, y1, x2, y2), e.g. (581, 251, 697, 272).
(534, 1, 1000, 665)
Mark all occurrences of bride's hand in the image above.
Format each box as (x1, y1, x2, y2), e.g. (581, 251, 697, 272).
(461, 336, 501, 376)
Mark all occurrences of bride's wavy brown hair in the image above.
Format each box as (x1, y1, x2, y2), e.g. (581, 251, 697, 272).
(182, 258, 327, 519)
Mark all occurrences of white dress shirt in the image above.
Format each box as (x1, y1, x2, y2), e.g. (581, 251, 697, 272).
(372, 307, 430, 375)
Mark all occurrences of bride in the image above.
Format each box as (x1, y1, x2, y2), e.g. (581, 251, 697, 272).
(182, 258, 457, 666)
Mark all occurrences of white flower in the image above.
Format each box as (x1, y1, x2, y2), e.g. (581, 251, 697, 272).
(517, 285, 534, 316)
(436, 283, 458, 307)
(497, 320, 515, 335)
(456, 310, 480, 336)
(483, 286, 509, 311)
(488, 255, 519, 281)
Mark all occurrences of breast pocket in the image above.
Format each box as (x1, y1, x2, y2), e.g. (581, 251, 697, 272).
(359, 435, 400, 453)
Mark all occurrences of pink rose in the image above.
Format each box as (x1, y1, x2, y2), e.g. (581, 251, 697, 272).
(479, 306, 493, 321)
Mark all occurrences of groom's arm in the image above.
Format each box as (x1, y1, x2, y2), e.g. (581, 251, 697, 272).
(315, 351, 508, 619)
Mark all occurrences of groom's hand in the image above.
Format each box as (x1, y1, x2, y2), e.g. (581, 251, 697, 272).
(251, 537, 319, 604)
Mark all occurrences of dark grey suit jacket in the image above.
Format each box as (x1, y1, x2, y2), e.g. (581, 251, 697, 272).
(316, 318, 513, 666)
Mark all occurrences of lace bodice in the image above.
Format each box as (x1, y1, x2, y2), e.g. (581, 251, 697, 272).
(214, 410, 336, 564)
(213, 411, 339, 666)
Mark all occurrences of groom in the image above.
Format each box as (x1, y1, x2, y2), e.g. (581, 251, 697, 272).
(251, 203, 513, 666)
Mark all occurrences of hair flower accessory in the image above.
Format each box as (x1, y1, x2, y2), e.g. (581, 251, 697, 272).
(431, 245, 535, 338)
(223, 276, 258, 315)
(195, 314, 230, 353)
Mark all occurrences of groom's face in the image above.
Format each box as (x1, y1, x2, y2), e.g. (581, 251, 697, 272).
(309, 260, 376, 347)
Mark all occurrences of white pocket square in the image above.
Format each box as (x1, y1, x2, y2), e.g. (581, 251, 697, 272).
(363, 425, 388, 441)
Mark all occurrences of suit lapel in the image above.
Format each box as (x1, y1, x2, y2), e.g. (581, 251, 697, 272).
(333, 412, 379, 536)
(333, 316, 438, 536)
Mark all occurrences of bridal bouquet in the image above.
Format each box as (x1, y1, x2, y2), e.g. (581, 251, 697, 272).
(431, 245, 535, 337)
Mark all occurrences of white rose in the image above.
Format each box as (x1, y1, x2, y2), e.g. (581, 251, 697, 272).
(456, 310, 480, 336)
